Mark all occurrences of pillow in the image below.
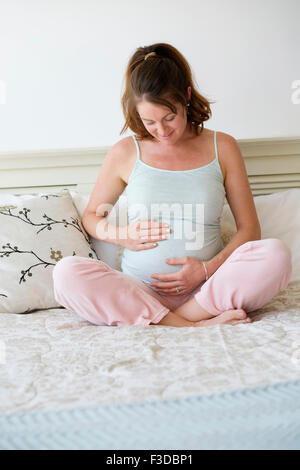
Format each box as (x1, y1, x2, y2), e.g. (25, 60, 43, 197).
(220, 188, 300, 283)
(0, 189, 98, 313)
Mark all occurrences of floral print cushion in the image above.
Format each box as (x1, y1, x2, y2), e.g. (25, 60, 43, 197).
(0, 189, 98, 313)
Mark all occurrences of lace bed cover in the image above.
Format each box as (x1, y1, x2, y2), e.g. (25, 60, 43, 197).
(0, 281, 300, 415)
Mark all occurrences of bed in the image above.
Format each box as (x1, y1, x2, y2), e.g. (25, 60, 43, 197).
(0, 135, 300, 450)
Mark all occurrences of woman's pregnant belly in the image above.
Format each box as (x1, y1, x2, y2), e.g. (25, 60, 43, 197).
(121, 228, 223, 289)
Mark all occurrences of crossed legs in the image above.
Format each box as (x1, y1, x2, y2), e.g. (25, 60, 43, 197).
(155, 238, 292, 327)
(52, 239, 292, 328)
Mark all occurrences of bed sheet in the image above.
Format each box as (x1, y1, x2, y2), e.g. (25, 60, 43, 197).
(0, 281, 300, 415)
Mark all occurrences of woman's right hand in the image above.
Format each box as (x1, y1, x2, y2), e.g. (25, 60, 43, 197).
(120, 219, 171, 251)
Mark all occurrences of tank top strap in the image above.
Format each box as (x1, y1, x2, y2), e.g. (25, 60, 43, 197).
(214, 130, 219, 164)
(132, 134, 141, 161)
(132, 131, 221, 171)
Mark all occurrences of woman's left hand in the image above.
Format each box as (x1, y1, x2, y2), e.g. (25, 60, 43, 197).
(150, 256, 207, 295)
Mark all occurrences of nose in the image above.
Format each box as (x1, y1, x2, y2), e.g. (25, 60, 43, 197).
(156, 122, 170, 137)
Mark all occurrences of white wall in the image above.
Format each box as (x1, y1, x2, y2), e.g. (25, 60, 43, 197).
(0, 0, 299, 151)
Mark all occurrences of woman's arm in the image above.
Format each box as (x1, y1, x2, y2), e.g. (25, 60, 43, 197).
(206, 133, 261, 278)
(81, 138, 129, 245)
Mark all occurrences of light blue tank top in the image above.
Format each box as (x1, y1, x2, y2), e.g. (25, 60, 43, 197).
(121, 131, 226, 290)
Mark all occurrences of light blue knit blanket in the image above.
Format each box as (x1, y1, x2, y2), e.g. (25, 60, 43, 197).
(1, 379, 300, 450)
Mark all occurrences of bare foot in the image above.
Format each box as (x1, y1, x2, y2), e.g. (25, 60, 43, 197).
(195, 309, 252, 327)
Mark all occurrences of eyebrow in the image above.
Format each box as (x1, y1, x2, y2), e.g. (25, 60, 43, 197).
(141, 112, 174, 121)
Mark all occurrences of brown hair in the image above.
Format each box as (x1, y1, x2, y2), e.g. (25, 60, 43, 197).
(120, 43, 214, 140)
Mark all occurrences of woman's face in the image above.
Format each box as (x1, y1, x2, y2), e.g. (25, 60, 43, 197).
(136, 98, 189, 144)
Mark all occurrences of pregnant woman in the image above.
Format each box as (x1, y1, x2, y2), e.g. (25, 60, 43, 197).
(53, 43, 292, 327)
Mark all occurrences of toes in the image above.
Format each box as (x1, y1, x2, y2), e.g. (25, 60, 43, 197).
(222, 309, 247, 321)
(230, 318, 251, 325)
(236, 309, 247, 320)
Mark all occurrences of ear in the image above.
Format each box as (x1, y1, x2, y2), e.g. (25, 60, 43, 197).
(187, 86, 191, 101)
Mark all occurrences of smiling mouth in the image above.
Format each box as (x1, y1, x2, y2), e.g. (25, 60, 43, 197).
(160, 131, 174, 138)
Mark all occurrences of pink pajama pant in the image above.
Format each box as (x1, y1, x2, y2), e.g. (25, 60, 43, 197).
(52, 238, 292, 326)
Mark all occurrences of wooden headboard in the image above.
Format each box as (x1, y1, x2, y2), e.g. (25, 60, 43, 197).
(0, 135, 300, 197)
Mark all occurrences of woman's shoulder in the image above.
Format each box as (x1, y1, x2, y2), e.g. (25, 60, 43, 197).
(213, 131, 241, 163)
(110, 135, 135, 152)
(209, 129, 239, 160)
(206, 128, 236, 144)
(203, 129, 238, 183)
(106, 136, 136, 164)
(108, 136, 137, 184)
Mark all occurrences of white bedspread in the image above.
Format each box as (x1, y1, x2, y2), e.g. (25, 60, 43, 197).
(1, 281, 300, 415)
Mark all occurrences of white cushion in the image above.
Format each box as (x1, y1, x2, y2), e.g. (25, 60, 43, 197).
(220, 188, 300, 282)
(0, 189, 98, 313)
